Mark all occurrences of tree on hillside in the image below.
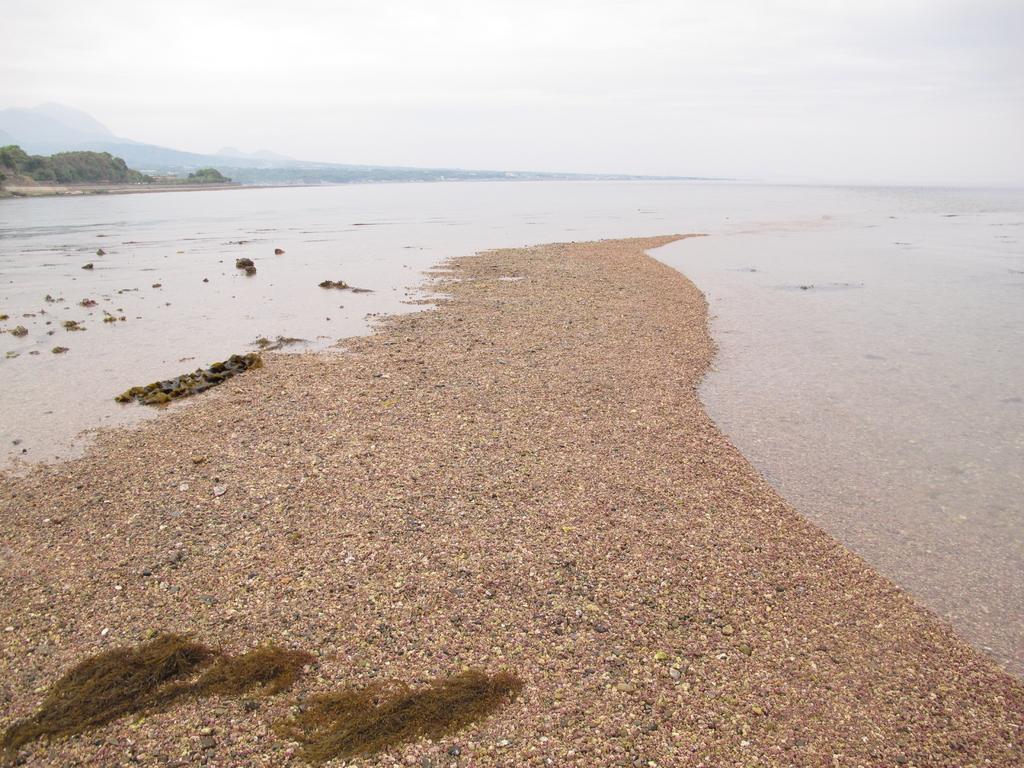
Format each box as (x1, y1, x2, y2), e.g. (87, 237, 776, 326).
(187, 167, 231, 183)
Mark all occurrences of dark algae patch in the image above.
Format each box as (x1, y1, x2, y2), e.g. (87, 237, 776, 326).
(0, 634, 214, 762)
(115, 353, 261, 405)
(0, 631, 512, 765)
(1, 634, 312, 763)
(187, 645, 313, 698)
(275, 670, 523, 763)
(254, 335, 306, 351)
(319, 279, 373, 293)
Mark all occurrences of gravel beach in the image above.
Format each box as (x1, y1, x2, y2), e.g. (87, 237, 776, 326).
(1, 235, 1022, 766)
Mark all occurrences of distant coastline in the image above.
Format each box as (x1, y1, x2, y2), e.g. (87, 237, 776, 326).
(0, 180, 242, 198)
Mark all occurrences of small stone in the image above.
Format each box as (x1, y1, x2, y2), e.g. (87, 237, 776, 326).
(213, 485, 227, 497)
(199, 735, 215, 750)
(179, 483, 190, 492)
(616, 682, 636, 693)
(447, 746, 461, 756)
(722, 624, 735, 635)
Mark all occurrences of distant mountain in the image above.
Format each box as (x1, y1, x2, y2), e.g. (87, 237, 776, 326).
(30, 103, 116, 140)
(0, 103, 695, 184)
(217, 147, 295, 162)
(0, 103, 116, 152)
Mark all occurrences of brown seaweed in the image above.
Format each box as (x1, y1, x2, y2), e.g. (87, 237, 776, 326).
(115, 353, 261, 405)
(318, 280, 372, 293)
(253, 335, 305, 351)
(275, 670, 522, 763)
(0, 634, 214, 760)
(1, 636, 311, 762)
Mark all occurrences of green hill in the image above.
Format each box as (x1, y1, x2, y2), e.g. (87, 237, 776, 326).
(0, 144, 151, 185)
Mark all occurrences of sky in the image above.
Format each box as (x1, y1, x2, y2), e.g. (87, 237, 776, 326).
(2, 0, 1023, 185)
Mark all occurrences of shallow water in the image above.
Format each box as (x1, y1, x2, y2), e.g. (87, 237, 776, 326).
(1, 180, 1021, 673)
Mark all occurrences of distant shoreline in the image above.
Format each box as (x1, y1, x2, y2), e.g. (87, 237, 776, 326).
(0, 181, 243, 198)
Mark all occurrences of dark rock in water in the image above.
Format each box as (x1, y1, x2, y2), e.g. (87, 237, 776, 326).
(11, 325, 28, 337)
(115, 353, 262, 406)
(82, 263, 94, 270)
(79, 298, 97, 308)
(52, 346, 69, 354)
(235, 258, 254, 269)
(350, 287, 374, 293)
(244, 265, 257, 276)
(274, 248, 285, 255)
(62, 320, 85, 331)
(96, 248, 106, 256)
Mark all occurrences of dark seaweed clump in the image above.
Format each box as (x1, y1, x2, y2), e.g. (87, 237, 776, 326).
(0, 634, 213, 760)
(319, 280, 373, 293)
(115, 353, 261, 405)
(1, 634, 312, 762)
(254, 335, 305, 351)
(275, 670, 523, 764)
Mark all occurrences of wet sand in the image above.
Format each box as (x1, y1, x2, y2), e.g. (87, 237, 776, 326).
(1, 236, 1022, 766)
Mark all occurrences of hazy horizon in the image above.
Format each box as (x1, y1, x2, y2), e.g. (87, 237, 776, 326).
(3, 0, 1023, 186)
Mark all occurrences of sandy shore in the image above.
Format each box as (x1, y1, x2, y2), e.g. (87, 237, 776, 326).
(1, 236, 1022, 766)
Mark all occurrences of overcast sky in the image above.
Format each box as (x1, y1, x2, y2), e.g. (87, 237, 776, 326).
(3, 0, 1022, 185)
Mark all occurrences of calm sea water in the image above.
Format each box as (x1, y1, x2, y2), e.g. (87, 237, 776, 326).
(1, 181, 1022, 673)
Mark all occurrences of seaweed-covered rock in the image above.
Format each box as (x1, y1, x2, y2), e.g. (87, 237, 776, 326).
(52, 346, 69, 354)
(96, 248, 106, 256)
(11, 325, 29, 337)
(82, 263, 94, 270)
(235, 258, 254, 269)
(62, 320, 84, 331)
(115, 353, 262, 406)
